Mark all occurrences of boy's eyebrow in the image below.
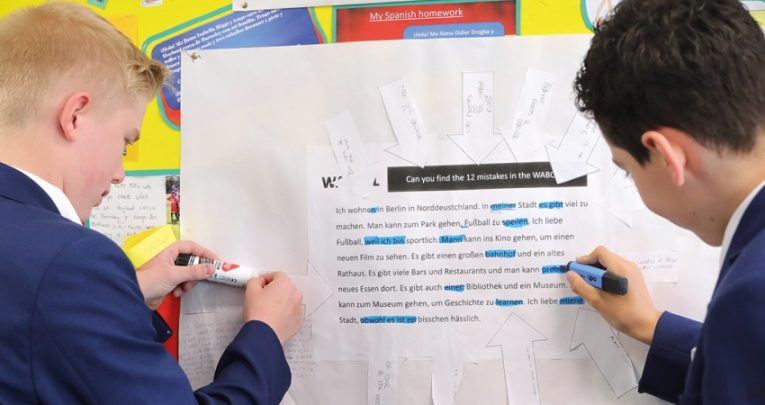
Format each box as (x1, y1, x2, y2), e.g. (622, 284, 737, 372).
(611, 159, 624, 169)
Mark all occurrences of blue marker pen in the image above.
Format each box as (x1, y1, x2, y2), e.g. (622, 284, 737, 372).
(564, 261, 628, 295)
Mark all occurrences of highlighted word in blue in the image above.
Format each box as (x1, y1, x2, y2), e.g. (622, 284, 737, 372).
(360, 316, 417, 324)
(495, 299, 524, 307)
(539, 201, 564, 209)
(502, 218, 529, 228)
(439, 234, 466, 243)
(490, 202, 517, 211)
(560, 296, 585, 305)
(485, 250, 517, 258)
(364, 236, 406, 245)
(542, 265, 566, 274)
(444, 284, 465, 292)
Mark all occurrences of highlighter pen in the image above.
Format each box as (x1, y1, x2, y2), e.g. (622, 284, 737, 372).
(564, 261, 628, 295)
(175, 253, 257, 287)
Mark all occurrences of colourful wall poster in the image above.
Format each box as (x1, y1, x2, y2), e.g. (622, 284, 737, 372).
(519, 0, 589, 35)
(754, 11, 765, 24)
(335, 0, 515, 42)
(0, 1, 327, 172)
(744, 0, 765, 10)
(234, 0, 424, 11)
(146, 8, 323, 131)
(743, 1, 765, 24)
(578, 0, 765, 32)
(0, 1, 232, 171)
(580, 0, 621, 31)
(522, 0, 764, 36)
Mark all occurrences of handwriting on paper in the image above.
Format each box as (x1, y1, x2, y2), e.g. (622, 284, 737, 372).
(380, 78, 427, 144)
(89, 176, 167, 246)
(463, 72, 494, 137)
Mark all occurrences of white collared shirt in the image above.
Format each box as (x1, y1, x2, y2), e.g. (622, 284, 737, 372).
(13, 167, 81, 224)
(719, 180, 765, 268)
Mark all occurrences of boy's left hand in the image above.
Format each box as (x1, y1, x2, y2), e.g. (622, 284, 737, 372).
(135, 241, 217, 310)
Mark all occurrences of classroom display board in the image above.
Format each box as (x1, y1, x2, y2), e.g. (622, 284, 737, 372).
(178, 35, 719, 405)
(2, 1, 763, 403)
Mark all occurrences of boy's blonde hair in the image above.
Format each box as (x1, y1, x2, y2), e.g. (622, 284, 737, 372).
(0, 2, 168, 129)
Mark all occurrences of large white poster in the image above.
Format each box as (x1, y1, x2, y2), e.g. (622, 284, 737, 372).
(179, 36, 717, 404)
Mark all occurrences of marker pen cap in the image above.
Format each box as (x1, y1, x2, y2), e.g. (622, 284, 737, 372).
(174, 253, 196, 266)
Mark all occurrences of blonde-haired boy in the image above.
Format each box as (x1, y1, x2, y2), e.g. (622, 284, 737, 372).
(0, 3, 302, 403)
(0, 2, 166, 131)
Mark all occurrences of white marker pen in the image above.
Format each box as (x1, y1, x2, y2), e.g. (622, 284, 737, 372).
(174, 253, 257, 287)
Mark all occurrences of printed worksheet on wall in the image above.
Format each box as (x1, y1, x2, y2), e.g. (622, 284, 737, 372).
(178, 35, 718, 404)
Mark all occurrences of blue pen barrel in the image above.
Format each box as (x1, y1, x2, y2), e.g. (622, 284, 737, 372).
(565, 261, 628, 295)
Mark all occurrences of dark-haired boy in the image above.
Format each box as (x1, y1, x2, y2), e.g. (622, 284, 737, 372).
(568, 0, 765, 403)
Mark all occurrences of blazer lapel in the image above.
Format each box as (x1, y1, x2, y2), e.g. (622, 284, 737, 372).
(718, 186, 765, 283)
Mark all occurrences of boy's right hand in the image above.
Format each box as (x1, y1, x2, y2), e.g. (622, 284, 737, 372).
(567, 246, 663, 345)
(243, 272, 304, 344)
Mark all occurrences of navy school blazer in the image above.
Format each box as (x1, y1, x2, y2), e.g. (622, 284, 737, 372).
(0, 163, 290, 404)
(638, 184, 765, 403)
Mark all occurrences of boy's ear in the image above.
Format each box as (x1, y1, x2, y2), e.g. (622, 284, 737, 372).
(57, 92, 91, 142)
(641, 129, 687, 187)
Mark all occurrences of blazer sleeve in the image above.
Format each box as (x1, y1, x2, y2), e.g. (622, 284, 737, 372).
(31, 234, 290, 404)
(152, 311, 174, 343)
(637, 311, 702, 403)
(700, 271, 765, 403)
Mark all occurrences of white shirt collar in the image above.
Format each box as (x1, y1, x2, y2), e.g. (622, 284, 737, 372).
(13, 167, 82, 224)
(719, 180, 765, 267)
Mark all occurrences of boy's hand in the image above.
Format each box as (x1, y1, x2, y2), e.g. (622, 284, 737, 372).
(567, 246, 663, 344)
(243, 272, 303, 344)
(135, 241, 217, 310)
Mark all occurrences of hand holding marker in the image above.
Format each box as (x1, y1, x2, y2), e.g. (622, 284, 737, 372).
(175, 253, 257, 287)
(563, 261, 628, 295)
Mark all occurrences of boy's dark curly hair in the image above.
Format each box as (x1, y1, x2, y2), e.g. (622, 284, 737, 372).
(574, 0, 765, 164)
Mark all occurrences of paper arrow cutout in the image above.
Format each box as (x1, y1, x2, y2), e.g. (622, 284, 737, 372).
(380, 78, 431, 167)
(448, 133, 505, 165)
(488, 313, 547, 405)
(503, 68, 556, 161)
(325, 111, 373, 198)
(546, 112, 600, 183)
(570, 308, 637, 397)
(368, 336, 399, 405)
(431, 328, 470, 405)
(449, 72, 505, 164)
(290, 261, 333, 317)
(546, 145, 599, 184)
